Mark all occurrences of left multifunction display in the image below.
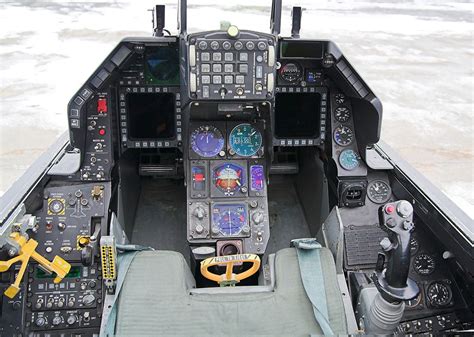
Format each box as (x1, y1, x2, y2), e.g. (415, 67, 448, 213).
(118, 41, 182, 149)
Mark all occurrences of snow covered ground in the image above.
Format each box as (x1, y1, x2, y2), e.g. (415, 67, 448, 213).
(0, 0, 473, 218)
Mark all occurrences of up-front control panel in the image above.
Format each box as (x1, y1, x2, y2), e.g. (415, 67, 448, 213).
(188, 31, 276, 100)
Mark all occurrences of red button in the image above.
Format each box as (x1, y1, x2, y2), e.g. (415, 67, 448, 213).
(99, 128, 106, 136)
(385, 205, 395, 214)
(97, 98, 107, 113)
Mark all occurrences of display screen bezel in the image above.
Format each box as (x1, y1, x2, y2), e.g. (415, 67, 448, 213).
(274, 92, 322, 139)
(126, 92, 176, 141)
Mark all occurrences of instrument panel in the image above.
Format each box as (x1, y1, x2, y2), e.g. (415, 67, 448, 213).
(187, 120, 269, 254)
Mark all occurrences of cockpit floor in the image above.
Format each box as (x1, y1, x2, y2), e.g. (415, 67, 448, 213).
(266, 175, 311, 254)
(131, 178, 190, 259)
(130, 176, 311, 261)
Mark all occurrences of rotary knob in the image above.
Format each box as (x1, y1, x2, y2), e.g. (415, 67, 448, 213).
(195, 224, 204, 234)
(82, 294, 96, 306)
(35, 317, 46, 327)
(252, 212, 264, 225)
(67, 314, 78, 325)
(193, 207, 206, 220)
(52, 316, 62, 326)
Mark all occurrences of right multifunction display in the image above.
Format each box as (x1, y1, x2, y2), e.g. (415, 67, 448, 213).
(186, 122, 269, 256)
(274, 40, 327, 147)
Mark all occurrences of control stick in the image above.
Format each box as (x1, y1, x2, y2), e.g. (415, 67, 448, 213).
(374, 200, 419, 302)
(358, 200, 420, 334)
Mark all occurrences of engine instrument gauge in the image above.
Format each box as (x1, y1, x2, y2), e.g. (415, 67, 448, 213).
(335, 93, 345, 104)
(334, 106, 351, 123)
(338, 149, 360, 171)
(414, 254, 436, 275)
(211, 203, 249, 237)
(212, 163, 245, 196)
(367, 180, 392, 204)
(279, 62, 302, 83)
(427, 282, 452, 307)
(250, 165, 265, 192)
(333, 125, 354, 146)
(229, 124, 262, 157)
(191, 125, 224, 157)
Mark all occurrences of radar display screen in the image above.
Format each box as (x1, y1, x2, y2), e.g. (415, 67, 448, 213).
(280, 41, 323, 59)
(274, 93, 321, 138)
(144, 45, 179, 85)
(127, 93, 175, 140)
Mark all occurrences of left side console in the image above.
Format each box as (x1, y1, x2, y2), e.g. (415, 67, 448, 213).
(0, 183, 110, 336)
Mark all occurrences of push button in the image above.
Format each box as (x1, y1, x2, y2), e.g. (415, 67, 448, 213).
(239, 53, 248, 61)
(224, 52, 233, 61)
(212, 75, 222, 84)
(236, 75, 245, 84)
(201, 75, 211, 84)
(212, 53, 222, 61)
(224, 75, 233, 84)
(212, 64, 222, 72)
(201, 64, 211, 73)
(239, 64, 248, 74)
(201, 52, 210, 61)
(224, 64, 233, 72)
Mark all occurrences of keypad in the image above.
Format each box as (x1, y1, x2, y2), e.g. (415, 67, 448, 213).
(192, 37, 275, 99)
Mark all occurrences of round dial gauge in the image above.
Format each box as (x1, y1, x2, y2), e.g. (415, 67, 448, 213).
(191, 125, 224, 157)
(211, 203, 248, 236)
(334, 106, 351, 123)
(427, 282, 452, 307)
(212, 163, 245, 196)
(279, 62, 302, 82)
(414, 254, 436, 275)
(333, 125, 354, 146)
(229, 124, 262, 157)
(338, 149, 360, 171)
(335, 93, 345, 104)
(367, 180, 392, 204)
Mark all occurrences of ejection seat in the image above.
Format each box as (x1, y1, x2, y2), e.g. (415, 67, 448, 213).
(108, 245, 348, 336)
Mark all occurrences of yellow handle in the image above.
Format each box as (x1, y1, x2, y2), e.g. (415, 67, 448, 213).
(0, 232, 71, 298)
(200, 254, 261, 285)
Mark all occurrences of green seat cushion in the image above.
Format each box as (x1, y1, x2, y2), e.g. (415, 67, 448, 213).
(115, 248, 347, 336)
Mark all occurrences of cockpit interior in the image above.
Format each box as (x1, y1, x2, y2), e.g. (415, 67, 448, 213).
(0, 1, 472, 336)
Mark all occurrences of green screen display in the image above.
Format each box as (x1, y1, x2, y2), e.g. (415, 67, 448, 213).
(36, 265, 81, 279)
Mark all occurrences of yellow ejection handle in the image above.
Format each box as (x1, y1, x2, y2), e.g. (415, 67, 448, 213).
(0, 232, 71, 298)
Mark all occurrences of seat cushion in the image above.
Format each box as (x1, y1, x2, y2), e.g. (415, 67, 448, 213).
(115, 248, 347, 336)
